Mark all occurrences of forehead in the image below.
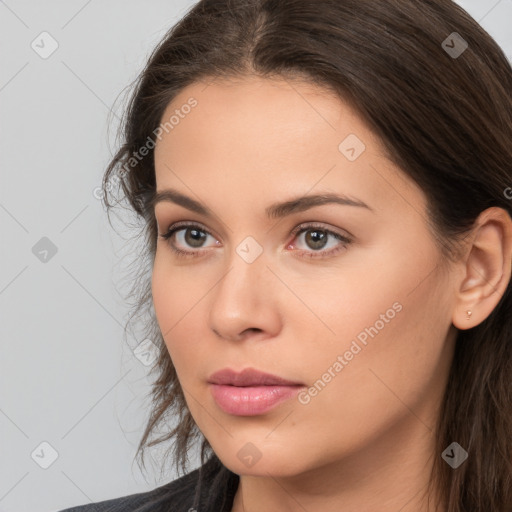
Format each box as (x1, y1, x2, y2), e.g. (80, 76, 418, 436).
(155, 75, 380, 172)
(153, 75, 425, 220)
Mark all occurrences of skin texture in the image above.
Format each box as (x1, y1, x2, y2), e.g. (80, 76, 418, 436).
(151, 75, 512, 512)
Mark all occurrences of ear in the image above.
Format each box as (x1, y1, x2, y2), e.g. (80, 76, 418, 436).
(452, 207, 512, 330)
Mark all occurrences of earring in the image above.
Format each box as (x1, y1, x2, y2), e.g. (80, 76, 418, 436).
(466, 310, 472, 320)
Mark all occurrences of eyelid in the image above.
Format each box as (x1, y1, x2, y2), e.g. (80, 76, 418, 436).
(159, 219, 351, 240)
(158, 220, 352, 258)
(160, 219, 215, 238)
(289, 221, 352, 241)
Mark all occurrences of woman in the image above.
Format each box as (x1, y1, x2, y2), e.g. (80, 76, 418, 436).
(59, 0, 512, 510)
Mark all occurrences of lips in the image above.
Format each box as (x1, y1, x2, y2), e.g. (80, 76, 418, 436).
(207, 368, 304, 416)
(208, 367, 303, 387)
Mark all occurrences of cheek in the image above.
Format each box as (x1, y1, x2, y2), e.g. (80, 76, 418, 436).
(151, 258, 186, 353)
(298, 240, 450, 406)
(307, 265, 450, 434)
(151, 252, 204, 330)
(151, 255, 209, 377)
(151, 258, 177, 335)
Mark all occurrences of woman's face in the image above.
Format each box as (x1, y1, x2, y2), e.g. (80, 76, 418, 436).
(152, 75, 459, 478)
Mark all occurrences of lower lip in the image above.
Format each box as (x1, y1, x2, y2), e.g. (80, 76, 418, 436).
(209, 384, 302, 416)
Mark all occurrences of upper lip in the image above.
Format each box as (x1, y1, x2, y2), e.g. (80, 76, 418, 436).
(208, 368, 303, 387)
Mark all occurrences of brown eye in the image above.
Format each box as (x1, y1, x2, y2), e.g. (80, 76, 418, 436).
(303, 229, 329, 250)
(290, 223, 352, 259)
(158, 222, 218, 258)
(181, 227, 208, 248)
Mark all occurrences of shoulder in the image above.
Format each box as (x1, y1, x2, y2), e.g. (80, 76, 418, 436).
(56, 456, 239, 512)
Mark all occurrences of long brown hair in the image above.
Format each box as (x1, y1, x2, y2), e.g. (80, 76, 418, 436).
(103, 1, 512, 510)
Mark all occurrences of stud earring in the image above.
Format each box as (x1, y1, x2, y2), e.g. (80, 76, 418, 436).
(466, 310, 472, 320)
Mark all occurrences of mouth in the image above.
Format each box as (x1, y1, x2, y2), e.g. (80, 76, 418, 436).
(207, 367, 305, 416)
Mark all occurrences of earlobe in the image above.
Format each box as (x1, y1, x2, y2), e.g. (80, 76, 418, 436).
(452, 207, 512, 330)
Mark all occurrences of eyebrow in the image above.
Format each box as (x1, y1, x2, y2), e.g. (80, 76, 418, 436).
(151, 188, 373, 219)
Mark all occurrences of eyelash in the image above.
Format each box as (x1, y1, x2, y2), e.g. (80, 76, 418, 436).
(158, 221, 352, 260)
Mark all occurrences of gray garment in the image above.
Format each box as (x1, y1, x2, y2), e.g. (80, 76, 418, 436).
(56, 456, 239, 512)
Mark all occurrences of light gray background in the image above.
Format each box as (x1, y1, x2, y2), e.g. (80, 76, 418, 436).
(0, 1, 511, 511)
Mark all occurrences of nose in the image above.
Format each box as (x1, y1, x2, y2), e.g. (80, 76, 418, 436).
(208, 251, 282, 343)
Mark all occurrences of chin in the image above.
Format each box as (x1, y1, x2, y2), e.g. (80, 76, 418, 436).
(215, 445, 313, 479)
